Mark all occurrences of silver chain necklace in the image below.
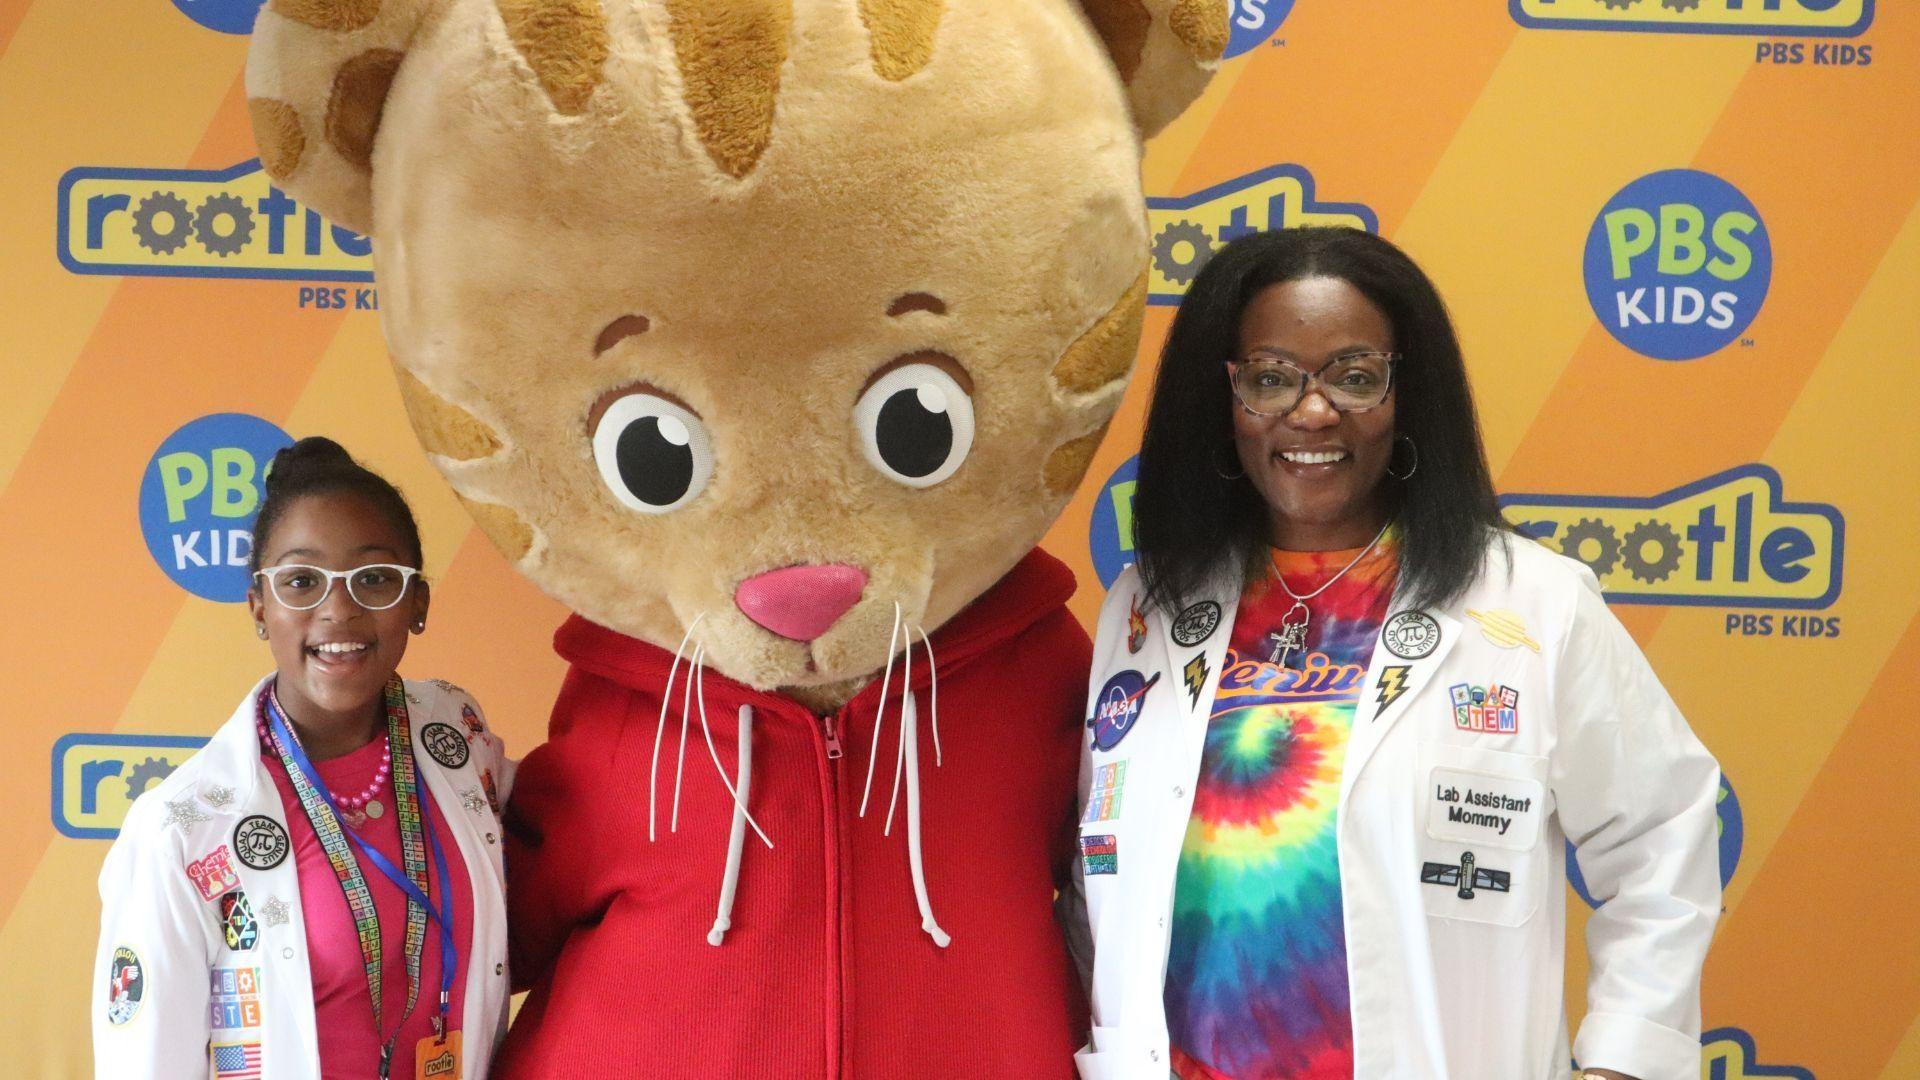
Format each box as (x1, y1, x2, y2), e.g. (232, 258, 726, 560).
(1265, 519, 1392, 669)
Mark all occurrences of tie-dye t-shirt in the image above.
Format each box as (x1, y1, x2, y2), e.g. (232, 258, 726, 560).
(1166, 535, 1399, 1080)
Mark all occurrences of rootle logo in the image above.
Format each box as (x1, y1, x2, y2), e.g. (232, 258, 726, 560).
(52, 734, 209, 840)
(1512, 0, 1871, 37)
(1583, 169, 1771, 360)
(1698, 1028, 1812, 1080)
(57, 160, 373, 282)
(1503, 464, 1842, 609)
(1147, 165, 1376, 304)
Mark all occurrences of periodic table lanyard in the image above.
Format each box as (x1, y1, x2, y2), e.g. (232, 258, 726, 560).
(263, 678, 457, 1079)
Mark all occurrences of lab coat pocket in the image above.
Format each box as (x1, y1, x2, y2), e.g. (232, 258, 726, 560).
(1415, 740, 1550, 928)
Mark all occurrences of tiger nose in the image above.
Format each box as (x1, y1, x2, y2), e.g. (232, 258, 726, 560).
(733, 564, 868, 642)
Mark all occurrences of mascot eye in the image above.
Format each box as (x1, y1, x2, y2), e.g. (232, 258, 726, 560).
(854, 363, 975, 488)
(591, 393, 714, 513)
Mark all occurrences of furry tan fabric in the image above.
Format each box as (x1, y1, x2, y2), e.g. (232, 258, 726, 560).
(395, 368, 505, 461)
(1169, 0, 1229, 60)
(1079, 0, 1151, 84)
(271, 0, 382, 32)
(247, 1, 1220, 696)
(857, 0, 944, 81)
(665, 0, 793, 178)
(248, 97, 306, 180)
(326, 49, 405, 172)
(1051, 268, 1147, 393)
(497, 0, 610, 116)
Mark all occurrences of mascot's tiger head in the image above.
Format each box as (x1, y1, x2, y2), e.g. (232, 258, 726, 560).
(247, 0, 1223, 703)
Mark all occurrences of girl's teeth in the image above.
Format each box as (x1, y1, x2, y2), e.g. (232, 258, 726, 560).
(313, 642, 369, 655)
(1282, 450, 1347, 464)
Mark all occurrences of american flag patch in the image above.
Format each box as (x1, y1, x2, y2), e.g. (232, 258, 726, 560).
(212, 1041, 262, 1078)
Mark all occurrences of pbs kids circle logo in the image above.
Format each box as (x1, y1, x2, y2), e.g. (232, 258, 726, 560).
(139, 414, 293, 602)
(170, 0, 265, 35)
(1568, 773, 1742, 908)
(1223, 0, 1297, 58)
(1088, 455, 1140, 588)
(1584, 169, 1771, 361)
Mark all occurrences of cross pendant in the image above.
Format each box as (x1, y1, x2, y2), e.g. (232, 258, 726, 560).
(1267, 602, 1311, 668)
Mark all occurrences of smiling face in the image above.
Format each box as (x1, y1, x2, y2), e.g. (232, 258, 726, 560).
(247, 492, 428, 743)
(1231, 277, 1398, 551)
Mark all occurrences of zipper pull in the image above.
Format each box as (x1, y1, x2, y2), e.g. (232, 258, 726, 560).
(822, 715, 845, 760)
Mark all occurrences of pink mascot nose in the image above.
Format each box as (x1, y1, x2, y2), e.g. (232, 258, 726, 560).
(734, 564, 868, 642)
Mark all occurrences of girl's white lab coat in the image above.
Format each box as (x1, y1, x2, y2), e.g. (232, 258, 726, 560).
(92, 676, 514, 1079)
(1073, 533, 1721, 1080)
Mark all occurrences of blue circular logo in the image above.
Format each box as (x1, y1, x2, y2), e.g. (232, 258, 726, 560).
(1088, 669, 1158, 752)
(1088, 455, 1139, 589)
(138, 414, 293, 602)
(169, 0, 265, 35)
(1568, 773, 1742, 908)
(1583, 169, 1770, 361)
(1224, 0, 1296, 59)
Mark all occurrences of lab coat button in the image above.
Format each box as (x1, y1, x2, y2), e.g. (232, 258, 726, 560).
(486, 832, 497, 844)
(1150, 1050, 1160, 1062)
(495, 963, 504, 975)
(1173, 785, 1185, 799)
(282, 947, 295, 959)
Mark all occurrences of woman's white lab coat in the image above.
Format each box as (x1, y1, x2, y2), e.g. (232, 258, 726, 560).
(1073, 533, 1721, 1080)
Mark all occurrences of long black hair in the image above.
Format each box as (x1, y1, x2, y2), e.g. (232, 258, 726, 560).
(1132, 227, 1505, 613)
(248, 436, 424, 573)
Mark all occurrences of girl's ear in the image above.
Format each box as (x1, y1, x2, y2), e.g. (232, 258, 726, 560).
(247, 584, 268, 636)
(244, 0, 448, 236)
(410, 578, 431, 633)
(1072, 0, 1229, 138)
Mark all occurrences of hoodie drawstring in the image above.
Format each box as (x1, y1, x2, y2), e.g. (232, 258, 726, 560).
(709, 704, 756, 946)
(901, 689, 950, 947)
(656, 613, 945, 949)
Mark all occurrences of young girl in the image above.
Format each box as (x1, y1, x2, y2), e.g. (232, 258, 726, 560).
(93, 437, 512, 1079)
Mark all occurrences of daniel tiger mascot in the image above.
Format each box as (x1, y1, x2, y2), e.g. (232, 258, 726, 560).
(247, 1, 1223, 1074)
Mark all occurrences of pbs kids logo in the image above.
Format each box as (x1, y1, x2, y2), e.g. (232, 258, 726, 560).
(1224, 0, 1296, 57)
(138, 414, 293, 602)
(1089, 455, 1140, 588)
(170, 0, 265, 35)
(1583, 169, 1771, 361)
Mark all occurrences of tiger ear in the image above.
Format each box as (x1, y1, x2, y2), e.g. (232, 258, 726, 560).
(244, 0, 444, 237)
(1073, 0, 1228, 138)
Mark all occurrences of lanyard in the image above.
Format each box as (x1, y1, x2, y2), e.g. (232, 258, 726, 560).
(263, 679, 458, 1078)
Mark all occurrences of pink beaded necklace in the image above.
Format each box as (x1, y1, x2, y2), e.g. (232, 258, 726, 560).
(257, 690, 393, 828)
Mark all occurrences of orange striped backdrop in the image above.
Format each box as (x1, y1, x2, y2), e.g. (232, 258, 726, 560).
(3, 2, 1913, 1076)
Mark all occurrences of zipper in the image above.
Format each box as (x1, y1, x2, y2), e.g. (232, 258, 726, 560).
(812, 703, 850, 1079)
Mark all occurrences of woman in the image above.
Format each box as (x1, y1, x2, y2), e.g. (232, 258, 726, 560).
(93, 437, 513, 1079)
(1073, 229, 1719, 1080)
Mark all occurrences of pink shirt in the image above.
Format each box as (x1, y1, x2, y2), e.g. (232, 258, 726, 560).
(265, 736, 474, 1079)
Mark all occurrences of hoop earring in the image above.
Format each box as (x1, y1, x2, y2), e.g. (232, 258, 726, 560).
(1386, 435, 1418, 481)
(1213, 446, 1245, 480)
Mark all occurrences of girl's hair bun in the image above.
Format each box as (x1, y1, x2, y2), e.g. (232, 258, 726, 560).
(264, 436, 356, 492)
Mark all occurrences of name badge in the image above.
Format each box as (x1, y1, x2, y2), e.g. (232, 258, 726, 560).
(1426, 766, 1544, 852)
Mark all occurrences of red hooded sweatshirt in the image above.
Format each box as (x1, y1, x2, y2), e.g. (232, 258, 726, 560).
(497, 550, 1090, 1078)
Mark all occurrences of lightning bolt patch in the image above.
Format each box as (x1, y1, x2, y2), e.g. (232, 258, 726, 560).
(1376, 665, 1412, 709)
(1183, 653, 1209, 710)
